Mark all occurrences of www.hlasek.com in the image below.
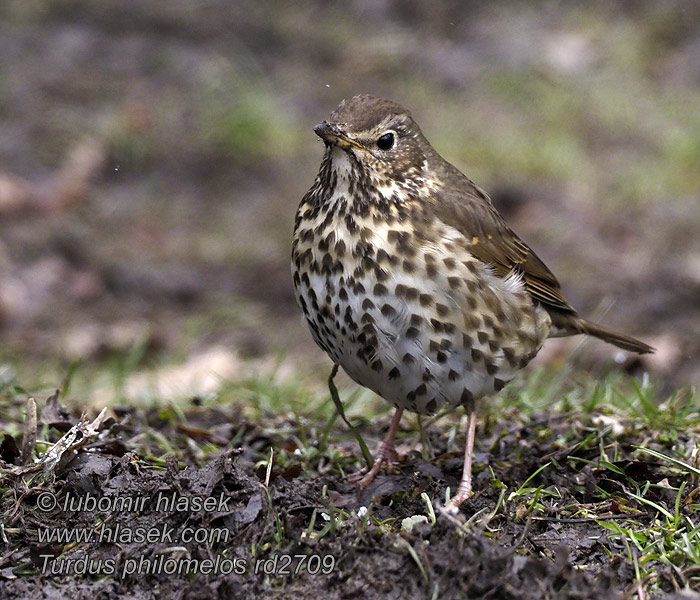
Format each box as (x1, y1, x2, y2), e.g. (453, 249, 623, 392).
(38, 521, 231, 545)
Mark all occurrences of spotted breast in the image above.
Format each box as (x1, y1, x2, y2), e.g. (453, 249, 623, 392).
(292, 179, 551, 415)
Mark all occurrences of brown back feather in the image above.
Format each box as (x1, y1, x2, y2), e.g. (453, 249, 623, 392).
(430, 173, 574, 313)
(428, 168, 654, 354)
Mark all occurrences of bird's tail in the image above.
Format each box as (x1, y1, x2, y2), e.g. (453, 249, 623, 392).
(578, 318, 654, 354)
(549, 313, 654, 354)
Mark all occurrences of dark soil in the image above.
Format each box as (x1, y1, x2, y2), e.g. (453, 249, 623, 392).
(1, 394, 696, 599)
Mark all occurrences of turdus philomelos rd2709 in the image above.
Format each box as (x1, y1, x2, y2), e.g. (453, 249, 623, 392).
(291, 95, 654, 509)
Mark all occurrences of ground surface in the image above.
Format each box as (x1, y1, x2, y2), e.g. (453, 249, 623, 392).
(1, 374, 700, 599)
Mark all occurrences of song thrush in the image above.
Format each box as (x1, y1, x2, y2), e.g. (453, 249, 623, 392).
(291, 94, 653, 508)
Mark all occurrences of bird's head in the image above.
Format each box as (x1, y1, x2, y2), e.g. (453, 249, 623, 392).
(314, 95, 431, 189)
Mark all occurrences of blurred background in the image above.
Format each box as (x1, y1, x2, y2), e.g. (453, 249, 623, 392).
(0, 0, 698, 402)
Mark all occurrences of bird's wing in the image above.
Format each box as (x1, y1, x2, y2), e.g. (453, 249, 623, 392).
(430, 183, 574, 312)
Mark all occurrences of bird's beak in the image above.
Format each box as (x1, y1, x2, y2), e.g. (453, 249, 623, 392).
(314, 122, 366, 151)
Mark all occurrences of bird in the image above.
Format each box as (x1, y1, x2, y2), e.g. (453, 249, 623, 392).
(291, 94, 654, 509)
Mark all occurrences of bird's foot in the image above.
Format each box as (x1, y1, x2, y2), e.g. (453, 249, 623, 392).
(444, 407, 477, 513)
(347, 442, 399, 489)
(347, 407, 404, 489)
(444, 478, 472, 514)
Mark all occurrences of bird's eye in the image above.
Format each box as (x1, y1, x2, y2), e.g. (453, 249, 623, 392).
(377, 132, 395, 150)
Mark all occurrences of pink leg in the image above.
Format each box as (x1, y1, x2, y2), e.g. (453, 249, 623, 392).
(447, 407, 477, 508)
(348, 407, 404, 489)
